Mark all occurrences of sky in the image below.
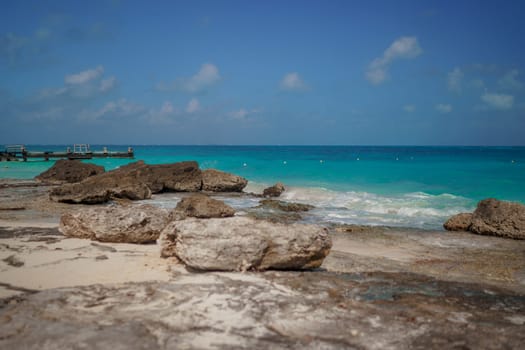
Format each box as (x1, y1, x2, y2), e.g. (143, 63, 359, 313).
(1, 0, 524, 145)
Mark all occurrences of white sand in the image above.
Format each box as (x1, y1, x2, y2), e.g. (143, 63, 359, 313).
(0, 236, 184, 298)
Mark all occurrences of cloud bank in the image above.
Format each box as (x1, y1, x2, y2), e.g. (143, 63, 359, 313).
(481, 92, 514, 110)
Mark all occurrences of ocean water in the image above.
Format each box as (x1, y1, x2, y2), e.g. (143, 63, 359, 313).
(1, 145, 524, 229)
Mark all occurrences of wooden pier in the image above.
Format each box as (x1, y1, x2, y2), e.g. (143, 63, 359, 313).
(0, 144, 134, 161)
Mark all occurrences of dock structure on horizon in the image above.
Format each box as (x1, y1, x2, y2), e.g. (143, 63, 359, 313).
(0, 144, 134, 161)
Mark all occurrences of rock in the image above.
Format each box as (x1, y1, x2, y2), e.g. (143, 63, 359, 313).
(160, 217, 331, 271)
(2, 255, 24, 267)
(59, 205, 169, 243)
(263, 182, 285, 197)
(201, 169, 248, 192)
(258, 199, 314, 212)
(470, 198, 525, 239)
(2, 274, 525, 350)
(173, 195, 235, 219)
(50, 161, 201, 204)
(443, 213, 473, 231)
(246, 210, 303, 224)
(35, 159, 105, 184)
(133, 162, 202, 193)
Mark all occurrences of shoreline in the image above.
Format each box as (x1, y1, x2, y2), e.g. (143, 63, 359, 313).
(1, 174, 525, 348)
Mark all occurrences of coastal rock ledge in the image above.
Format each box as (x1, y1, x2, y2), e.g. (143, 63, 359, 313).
(50, 161, 248, 204)
(444, 198, 525, 239)
(161, 217, 332, 271)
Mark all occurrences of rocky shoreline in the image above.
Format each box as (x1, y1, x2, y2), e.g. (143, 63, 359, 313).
(1, 160, 525, 349)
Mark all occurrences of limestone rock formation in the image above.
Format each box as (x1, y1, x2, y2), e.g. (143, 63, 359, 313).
(59, 205, 169, 243)
(470, 198, 525, 239)
(49, 161, 250, 204)
(201, 169, 248, 192)
(161, 217, 331, 271)
(35, 159, 105, 184)
(259, 199, 314, 212)
(263, 182, 285, 197)
(173, 195, 235, 219)
(50, 161, 201, 204)
(443, 213, 472, 231)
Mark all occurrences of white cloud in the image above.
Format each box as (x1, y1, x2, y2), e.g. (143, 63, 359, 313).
(366, 36, 422, 85)
(481, 92, 514, 110)
(280, 72, 308, 91)
(498, 70, 523, 90)
(160, 101, 175, 114)
(99, 76, 117, 92)
(146, 101, 179, 124)
(65, 65, 104, 85)
(470, 79, 485, 89)
(186, 64, 220, 92)
(79, 98, 144, 121)
(436, 104, 452, 113)
(448, 67, 463, 93)
(185, 98, 200, 113)
(229, 108, 260, 120)
(403, 104, 416, 113)
(157, 63, 221, 93)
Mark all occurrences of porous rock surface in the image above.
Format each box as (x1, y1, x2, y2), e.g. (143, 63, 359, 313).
(59, 205, 169, 243)
(1, 272, 524, 350)
(443, 213, 472, 231)
(201, 169, 248, 192)
(263, 182, 286, 197)
(470, 198, 525, 239)
(49, 161, 250, 204)
(173, 194, 235, 219)
(161, 217, 331, 271)
(35, 159, 105, 184)
(50, 161, 201, 204)
(444, 199, 525, 239)
(259, 199, 314, 212)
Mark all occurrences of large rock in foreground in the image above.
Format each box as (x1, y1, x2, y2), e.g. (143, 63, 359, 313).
(201, 169, 247, 192)
(51, 161, 201, 204)
(470, 198, 525, 239)
(161, 217, 331, 271)
(36, 159, 105, 184)
(174, 195, 235, 219)
(443, 213, 472, 231)
(60, 205, 169, 243)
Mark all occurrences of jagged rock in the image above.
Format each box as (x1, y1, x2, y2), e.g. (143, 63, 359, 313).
(173, 195, 235, 219)
(35, 159, 105, 184)
(161, 217, 331, 271)
(50, 161, 201, 204)
(263, 182, 285, 197)
(443, 213, 473, 231)
(59, 205, 169, 243)
(470, 198, 525, 239)
(201, 169, 248, 192)
(259, 199, 314, 212)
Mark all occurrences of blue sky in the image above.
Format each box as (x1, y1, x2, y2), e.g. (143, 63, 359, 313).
(1, 0, 524, 145)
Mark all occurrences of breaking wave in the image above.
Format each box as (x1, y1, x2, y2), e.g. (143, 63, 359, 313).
(147, 183, 475, 230)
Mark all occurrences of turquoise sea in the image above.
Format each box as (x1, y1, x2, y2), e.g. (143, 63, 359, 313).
(1, 145, 524, 229)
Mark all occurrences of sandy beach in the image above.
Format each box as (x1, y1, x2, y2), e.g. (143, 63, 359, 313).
(1, 178, 525, 349)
